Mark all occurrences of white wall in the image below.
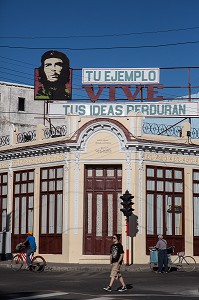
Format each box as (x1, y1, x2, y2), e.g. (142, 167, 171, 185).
(0, 81, 64, 137)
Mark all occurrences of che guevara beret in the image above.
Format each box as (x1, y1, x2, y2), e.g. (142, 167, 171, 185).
(41, 50, 69, 65)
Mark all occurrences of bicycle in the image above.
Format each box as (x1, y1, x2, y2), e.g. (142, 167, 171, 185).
(10, 243, 46, 272)
(168, 247, 196, 272)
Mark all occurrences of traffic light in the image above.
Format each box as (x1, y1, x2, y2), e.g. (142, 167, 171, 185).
(120, 190, 134, 217)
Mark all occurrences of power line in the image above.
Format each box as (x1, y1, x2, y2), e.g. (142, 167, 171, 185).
(0, 26, 199, 39)
(0, 59, 34, 70)
(1, 40, 199, 50)
(0, 70, 33, 81)
(1, 66, 33, 76)
(0, 76, 31, 85)
(0, 55, 35, 66)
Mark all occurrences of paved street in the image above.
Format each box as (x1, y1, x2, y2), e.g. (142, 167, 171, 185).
(0, 266, 199, 299)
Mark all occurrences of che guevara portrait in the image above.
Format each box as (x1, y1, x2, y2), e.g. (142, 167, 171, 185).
(34, 50, 72, 100)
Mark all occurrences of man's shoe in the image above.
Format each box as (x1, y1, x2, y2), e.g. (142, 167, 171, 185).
(118, 286, 127, 292)
(103, 286, 111, 292)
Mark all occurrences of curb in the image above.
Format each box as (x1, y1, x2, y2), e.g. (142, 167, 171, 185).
(2, 261, 198, 272)
(0, 260, 151, 272)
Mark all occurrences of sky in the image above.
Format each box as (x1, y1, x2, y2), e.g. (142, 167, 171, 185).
(0, 0, 199, 126)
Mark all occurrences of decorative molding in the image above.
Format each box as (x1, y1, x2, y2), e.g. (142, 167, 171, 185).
(139, 151, 144, 171)
(77, 120, 127, 151)
(138, 151, 144, 234)
(74, 152, 80, 234)
(0, 154, 65, 169)
(8, 160, 13, 218)
(125, 150, 132, 191)
(0, 162, 9, 169)
(0, 145, 70, 162)
(95, 147, 112, 153)
(64, 152, 69, 233)
(145, 152, 199, 165)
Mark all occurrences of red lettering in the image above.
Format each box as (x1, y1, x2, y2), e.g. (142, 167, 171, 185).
(83, 86, 106, 101)
(147, 85, 163, 101)
(120, 85, 142, 100)
(83, 85, 164, 102)
(109, 86, 116, 101)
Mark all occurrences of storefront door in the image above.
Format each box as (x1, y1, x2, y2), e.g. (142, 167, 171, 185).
(84, 165, 122, 255)
(146, 166, 184, 254)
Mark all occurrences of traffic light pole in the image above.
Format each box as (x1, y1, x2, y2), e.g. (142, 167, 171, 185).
(120, 190, 134, 266)
(125, 216, 129, 266)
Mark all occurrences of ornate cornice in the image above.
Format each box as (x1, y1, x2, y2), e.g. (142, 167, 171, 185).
(75, 118, 130, 150)
(0, 118, 199, 163)
(133, 143, 199, 156)
(0, 144, 70, 161)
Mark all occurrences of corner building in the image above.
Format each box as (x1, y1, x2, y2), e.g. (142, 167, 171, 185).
(0, 113, 199, 264)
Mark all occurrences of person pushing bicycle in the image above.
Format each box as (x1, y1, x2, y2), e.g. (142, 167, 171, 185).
(155, 234, 168, 274)
(22, 231, 37, 268)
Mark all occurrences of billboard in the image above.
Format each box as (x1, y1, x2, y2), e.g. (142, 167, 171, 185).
(48, 102, 199, 118)
(34, 50, 72, 100)
(82, 68, 160, 85)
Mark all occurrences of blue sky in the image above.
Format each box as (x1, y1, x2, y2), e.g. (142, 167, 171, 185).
(0, 0, 199, 125)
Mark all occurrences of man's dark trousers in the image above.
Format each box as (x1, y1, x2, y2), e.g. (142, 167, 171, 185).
(158, 249, 168, 273)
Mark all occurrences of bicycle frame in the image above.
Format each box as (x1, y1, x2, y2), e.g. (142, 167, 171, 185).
(168, 254, 183, 269)
(11, 249, 46, 272)
(16, 251, 34, 265)
(168, 251, 196, 272)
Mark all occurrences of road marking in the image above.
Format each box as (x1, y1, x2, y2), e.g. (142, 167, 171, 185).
(12, 292, 69, 300)
(88, 298, 114, 300)
(104, 293, 199, 297)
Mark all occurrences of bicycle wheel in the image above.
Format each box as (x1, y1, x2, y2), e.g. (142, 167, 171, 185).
(181, 256, 196, 272)
(31, 255, 46, 272)
(168, 261, 172, 272)
(167, 255, 173, 272)
(10, 254, 23, 271)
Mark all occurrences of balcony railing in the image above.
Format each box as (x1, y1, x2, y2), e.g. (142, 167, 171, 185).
(17, 130, 37, 143)
(143, 122, 182, 137)
(191, 127, 199, 139)
(44, 125, 67, 139)
(0, 135, 10, 147)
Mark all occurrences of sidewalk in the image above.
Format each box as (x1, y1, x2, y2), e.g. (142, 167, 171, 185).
(1, 260, 198, 272)
(0, 260, 151, 272)
(45, 263, 151, 272)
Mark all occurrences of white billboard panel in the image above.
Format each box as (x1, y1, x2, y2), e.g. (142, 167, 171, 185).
(82, 68, 160, 85)
(48, 102, 199, 118)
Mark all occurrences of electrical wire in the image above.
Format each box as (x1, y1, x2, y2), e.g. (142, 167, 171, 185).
(0, 25, 199, 39)
(1, 67, 33, 76)
(0, 55, 35, 66)
(1, 40, 199, 50)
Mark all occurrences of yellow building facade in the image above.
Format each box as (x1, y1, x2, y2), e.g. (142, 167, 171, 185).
(0, 113, 199, 264)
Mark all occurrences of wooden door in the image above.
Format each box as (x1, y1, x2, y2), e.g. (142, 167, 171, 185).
(39, 167, 63, 254)
(12, 170, 34, 251)
(146, 166, 184, 254)
(84, 165, 122, 255)
(193, 170, 199, 255)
